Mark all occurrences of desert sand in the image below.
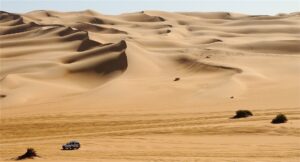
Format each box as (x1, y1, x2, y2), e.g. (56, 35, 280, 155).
(0, 10, 300, 161)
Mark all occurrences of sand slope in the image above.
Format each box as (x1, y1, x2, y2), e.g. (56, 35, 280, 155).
(0, 10, 300, 161)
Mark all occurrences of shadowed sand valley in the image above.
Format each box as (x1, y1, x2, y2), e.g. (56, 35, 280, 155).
(0, 10, 300, 162)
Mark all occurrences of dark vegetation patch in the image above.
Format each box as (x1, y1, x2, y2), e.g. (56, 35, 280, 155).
(231, 110, 253, 119)
(16, 148, 39, 160)
(174, 77, 180, 81)
(271, 114, 288, 124)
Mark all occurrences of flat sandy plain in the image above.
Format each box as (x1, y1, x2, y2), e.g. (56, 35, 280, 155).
(0, 10, 300, 161)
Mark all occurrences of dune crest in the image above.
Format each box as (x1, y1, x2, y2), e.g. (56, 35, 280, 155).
(0, 11, 128, 107)
(1, 9, 300, 110)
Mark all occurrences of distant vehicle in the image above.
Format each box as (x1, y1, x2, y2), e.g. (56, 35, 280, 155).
(62, 141, 80, 150)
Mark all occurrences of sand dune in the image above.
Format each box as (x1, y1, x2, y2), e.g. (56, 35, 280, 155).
(0, 10, 300, 162)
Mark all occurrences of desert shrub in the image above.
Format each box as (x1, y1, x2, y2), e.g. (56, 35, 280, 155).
(271, 114, 288, 124)
(16, 148, 39, 160)
(174, 77, 180, 81)
(231, 110, 253, 119)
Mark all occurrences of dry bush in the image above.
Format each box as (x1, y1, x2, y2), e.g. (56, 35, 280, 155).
(231, 110, 253, 119)
(271, 114, 288, 124)
(16, 148, 39, 160)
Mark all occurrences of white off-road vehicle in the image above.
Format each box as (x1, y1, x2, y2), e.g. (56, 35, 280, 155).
(62, 141, 80, 150)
